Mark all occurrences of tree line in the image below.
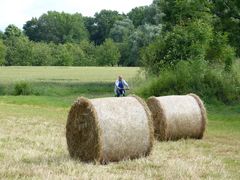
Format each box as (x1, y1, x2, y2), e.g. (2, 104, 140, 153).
(0, 0, 239, 68)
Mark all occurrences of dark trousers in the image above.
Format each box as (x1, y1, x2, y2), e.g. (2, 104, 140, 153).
(116, 89, 125, 97)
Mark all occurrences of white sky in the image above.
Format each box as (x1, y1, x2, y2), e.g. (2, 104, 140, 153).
(0, 0, 153, 31)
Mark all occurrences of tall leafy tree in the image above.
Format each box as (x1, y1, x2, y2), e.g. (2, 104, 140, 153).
(127, 24, 162, 66)
(90, 10, 124, 45)
(109, 18, 134, 43)
(109, 18, 134, 66)
(4, 24, 22, 38)
(84, 17, 98, 44)
(153, 0, 212, 30)
(128, 6, 147, 27)
(139, 0, 222, 74)
(211, 0, 240, 56)
(128, 4, 161, 27)
(23, 17, 39, 41)
(141, 20, 214, 74)
(23, 11, 89, 44)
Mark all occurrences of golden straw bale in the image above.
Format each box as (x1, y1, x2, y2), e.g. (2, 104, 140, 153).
(147, 94, 207, 141)
(66, 96, 154, 163)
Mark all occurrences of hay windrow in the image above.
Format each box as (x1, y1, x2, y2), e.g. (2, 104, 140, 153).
(188, 93, 207, 139)
(131, 95, 154, 156)
(66, 97, 103, 162)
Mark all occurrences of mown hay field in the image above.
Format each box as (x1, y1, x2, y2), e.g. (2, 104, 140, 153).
(0, 66, 140, 84)
(0, 66, 239, 179)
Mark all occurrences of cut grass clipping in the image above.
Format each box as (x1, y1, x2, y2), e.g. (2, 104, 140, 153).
(66, 96, 154, 163)
(147, 93, 207, 141)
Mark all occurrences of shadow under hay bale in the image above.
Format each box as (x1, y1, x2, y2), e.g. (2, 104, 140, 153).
(66, 96, 154, 163)
(147, 93, 207, 141)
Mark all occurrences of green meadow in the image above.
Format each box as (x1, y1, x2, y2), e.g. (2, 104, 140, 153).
(0, 66, 139, 106)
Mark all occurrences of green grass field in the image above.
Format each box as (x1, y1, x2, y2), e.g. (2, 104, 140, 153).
(0, 67, 239, 179)
(0, 66, 140, 106)
(0, 66, 140, 83)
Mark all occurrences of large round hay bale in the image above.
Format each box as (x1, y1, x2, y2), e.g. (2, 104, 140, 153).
(66, 96, 154, 163)
(147, 94, 207, 141)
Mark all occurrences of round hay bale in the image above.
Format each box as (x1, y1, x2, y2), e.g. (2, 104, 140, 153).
(147, 93, 207, 141)
(66, 96, 154, 163)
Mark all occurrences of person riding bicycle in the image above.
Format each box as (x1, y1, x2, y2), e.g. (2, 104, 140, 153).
(114, 75, 129, 97)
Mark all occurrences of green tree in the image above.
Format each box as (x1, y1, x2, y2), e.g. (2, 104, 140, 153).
(90, 10, 124, 45)
(96, 38, 120, 66)
(4, 24, 22, 38)
(23, 11, 89, 44)
(141, 20, 213, 74)
(206, 32, 235, 71)
(84, 17, 98, 44)
(127, 24, 162, 66)
(4, 36, 33, 66)
(128, 4, 161, 27)
(128, 6, 147, 27)
(153, 0, 212, 30)
(109, 18, 134, 43)
(65, 41, 97, 66)
(109, 18, 134, 66)
(211, 0, 240, 56)
(50, 44, 73, 66)
(0, 40, 6, 65)
(65, 43, 85, 66)
(79, 40, 97, 66)
(23, 17, 39, 41)
(0, 31, 4, 39)
(32, 42, 53, 66)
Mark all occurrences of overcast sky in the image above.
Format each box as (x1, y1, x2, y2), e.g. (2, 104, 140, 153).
(0, 0, 153, 31)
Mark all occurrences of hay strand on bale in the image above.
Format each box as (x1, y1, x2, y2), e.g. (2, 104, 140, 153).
(147, 94, 207, 141)
(66, 96, 154, 163)
(188, 93, 207, 139)
(130, 95, 154, 155)
(66, 97, 103, 161)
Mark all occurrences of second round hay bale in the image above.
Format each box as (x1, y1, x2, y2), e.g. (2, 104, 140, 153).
(66, 96, 154, 163)
(147, 94, 207, 141)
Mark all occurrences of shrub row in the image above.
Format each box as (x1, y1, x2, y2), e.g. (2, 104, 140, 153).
(136, 60, 240, 104)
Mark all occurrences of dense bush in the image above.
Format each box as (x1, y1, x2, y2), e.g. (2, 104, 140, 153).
(96, 39, 120, 66)
(3, 36, 100, 66)
(137, 60, 240, 103)
(0, 40, 6, 65)
(4, 36, 33, 66)
(206, 32, 235, 71)
(14, 82, 32, 95)
(66, 41, 97, 66)
(32, 42, 53, 66)
(50, 44, 73, 66)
